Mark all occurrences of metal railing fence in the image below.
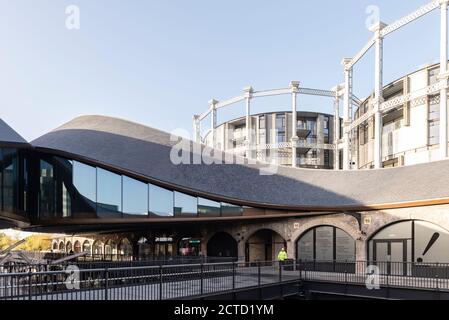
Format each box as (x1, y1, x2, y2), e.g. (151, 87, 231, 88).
(1, 260, 449, 300)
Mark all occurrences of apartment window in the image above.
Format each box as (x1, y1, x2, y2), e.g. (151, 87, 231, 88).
(429, 67, 440, 85)
(276, 114, 285, 129)
(277, 132, 285, 143)
(428, 95, 440, 146)
(323, 117, 329, 137)
(259, 116, 266, 129)
(363, 123, 369, 145)
(307, 120, 316, 133)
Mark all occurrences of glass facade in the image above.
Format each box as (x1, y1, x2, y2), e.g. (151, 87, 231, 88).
(198, 198, 220, 217)
(39, 160, 56, 219)
(221, 202, 243, 216)
(0, 149, 244, 221)
(149, 184, 173, 217)
(97, 168, 122, 217)
(123, 176, 148, 216)
(1, 149, 19, 214)
(174, 191, 197, 216)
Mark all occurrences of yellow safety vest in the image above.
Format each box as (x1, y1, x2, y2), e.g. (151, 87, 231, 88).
(277, 250, 287, 261)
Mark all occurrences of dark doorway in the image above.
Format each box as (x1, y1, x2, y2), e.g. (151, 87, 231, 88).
(207, 232, 238, 258)
(245, 229, 286, 263)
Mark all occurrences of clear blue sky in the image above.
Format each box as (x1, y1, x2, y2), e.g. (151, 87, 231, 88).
(0, 0, 441, 141)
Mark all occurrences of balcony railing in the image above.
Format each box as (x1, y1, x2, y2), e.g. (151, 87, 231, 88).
(1, 259, 449, 300)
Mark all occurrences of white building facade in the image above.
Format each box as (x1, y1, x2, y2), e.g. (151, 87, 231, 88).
(203, 111, 337, 169)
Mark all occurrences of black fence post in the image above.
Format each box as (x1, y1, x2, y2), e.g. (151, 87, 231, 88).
(104, 268, 109, 301)
(258, 261, 261, 286)
(232, 262, 236, 290)
(159, 265, 163, 300)
(200, 263, 204, 296)
(279, 261, 282, 283)
(28, 270, 32, 300)
(435, 263, 439, 292)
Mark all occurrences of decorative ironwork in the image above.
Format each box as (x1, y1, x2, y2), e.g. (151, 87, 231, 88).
(381, 0, 440, 37)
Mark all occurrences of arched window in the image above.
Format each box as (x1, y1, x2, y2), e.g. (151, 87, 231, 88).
(82, 240, 91, 254)
(66, 241, 72, 253)
(74, 241, 81, 253)
(52, 242, 58, 250)
(296, 226, 355, 272)
(138, 237, 152, 260)
(59, 242, 65, 251)
(92, 240, 104, 256)
(118, 238, 133, 259)
(104, 239, 117, 260)
(369, 220, 449, 264)
(368, 220, 449, 277)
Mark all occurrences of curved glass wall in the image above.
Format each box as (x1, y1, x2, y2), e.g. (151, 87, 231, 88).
(97, 168, 122, 218)
(0, 149, 243, 221)
(2, 149, 18, 214)
(198, 198, 220, 217)
(149, 184, 173, 217)
(221, 203, 244, 216)
(72, 161, 96, 217)
(123, 176, 148, 217)
(174, 192, 197, 216)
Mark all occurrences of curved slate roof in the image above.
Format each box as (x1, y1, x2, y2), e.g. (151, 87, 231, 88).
(30, 115, 449, 211)
(0, 119, 28, 146)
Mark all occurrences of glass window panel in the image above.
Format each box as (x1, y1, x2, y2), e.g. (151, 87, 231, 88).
(198, 197, 220, 216)
(372, 221, 412, 240)
(315, 226, 334, 261)
(297, 229, 314, 261)
(259, 116, 265, 129)
(62, 182, 71, 218)
(73, 161, 96, 203)
(221, 203, 243, 216)
(22, 156, 28, 213)
(174, 192, 197, 216)
(414, 221, 449, 263)
(149, 184, 173, 217)
(97, 168, 122, 217)
(123, 176, 148, 216)
(2, 149, 18, 214)
(277, 133, 285, 143)
(72, 161, 97, 217)
(39, 160, 56, 219)
(335, 228, 355, 261)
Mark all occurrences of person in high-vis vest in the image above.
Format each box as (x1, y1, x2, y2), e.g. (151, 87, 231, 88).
(277, 247, 288, 262)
